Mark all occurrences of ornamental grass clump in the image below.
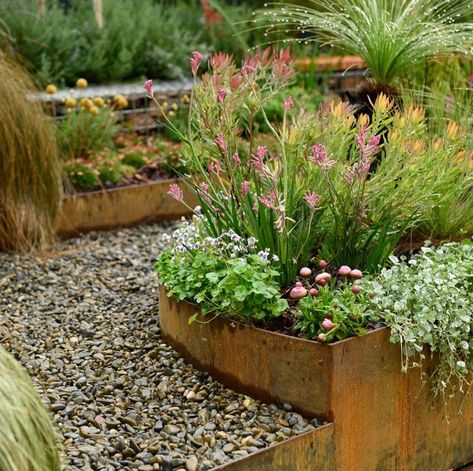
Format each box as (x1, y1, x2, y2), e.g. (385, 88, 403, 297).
(0, 54, 61, 251)
(366, 242, 473, 399)
(0, 348, 62, 471)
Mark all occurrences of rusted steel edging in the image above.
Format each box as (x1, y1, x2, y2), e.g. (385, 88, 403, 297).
(158, 286, 473, 471)
(213, 424, 335, 471)
(295, 55, 366, 72)
(56, 178, 195, 238)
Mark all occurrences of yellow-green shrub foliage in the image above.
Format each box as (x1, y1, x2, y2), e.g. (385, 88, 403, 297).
(0, 54, 61, 251)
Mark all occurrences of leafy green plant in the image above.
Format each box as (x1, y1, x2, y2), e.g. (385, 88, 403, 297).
(0, 348, 62, 471)
(366, 242, 473, 398)
(259, 0, 473, 87)
(155, 217, 288, 323)
(64, 162, 99, 192)
(0, 53, 61, 251)
(295, 283, 369, 342)
(122, 151, 148, 169)
(58, 98, 118, 161)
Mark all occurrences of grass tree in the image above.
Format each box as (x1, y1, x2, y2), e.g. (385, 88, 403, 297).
(0, 53, 62, 251)
(0, 348, 62, 471)
(259, 0, 473, 106)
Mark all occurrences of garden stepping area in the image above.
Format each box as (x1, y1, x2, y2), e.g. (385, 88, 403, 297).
(0, 223, 321, 471)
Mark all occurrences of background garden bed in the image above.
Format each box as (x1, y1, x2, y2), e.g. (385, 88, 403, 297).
(56, 179, 194, 237)
(159, 286, 473, 471)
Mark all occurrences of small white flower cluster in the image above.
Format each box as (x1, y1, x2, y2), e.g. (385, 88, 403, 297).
(161, 218, 278, 262)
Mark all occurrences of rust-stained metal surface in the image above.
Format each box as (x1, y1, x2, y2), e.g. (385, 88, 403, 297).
(159, 285, 334, 420)
(55, 179, 195, 238)
(159, 286, 473, 471)
(295, 55, 366, 72)
(214, 424, 335, 471)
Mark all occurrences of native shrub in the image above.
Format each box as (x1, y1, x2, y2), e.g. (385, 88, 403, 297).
(150, 50, 328, 286)
(58, 93, 120, 161)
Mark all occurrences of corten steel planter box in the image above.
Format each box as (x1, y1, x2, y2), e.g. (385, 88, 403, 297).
(159, 286, 473, 471)
(214, 424, 335, 470)
(56, 179, 195, 237)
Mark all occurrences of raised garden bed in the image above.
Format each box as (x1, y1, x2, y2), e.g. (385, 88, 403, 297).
(159, 286, 473, 471)
(56, 179, 194, 237)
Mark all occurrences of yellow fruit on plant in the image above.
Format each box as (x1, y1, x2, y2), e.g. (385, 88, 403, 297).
(64, 97, 76, 108)
(89, 106, 100, 116)
(93, 97, 105, 107)
(76, 78, 88, 88)
(45, 84, 57, 94)
(113, 95, 128, 109)
(80, 98, 93, 110)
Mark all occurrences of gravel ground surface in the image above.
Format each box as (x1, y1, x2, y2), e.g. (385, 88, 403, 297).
(0, 223, 321, 471)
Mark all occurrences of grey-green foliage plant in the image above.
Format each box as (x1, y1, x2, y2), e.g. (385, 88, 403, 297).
(258, 0, 473, 87)
(366, 242, 473, 399)
(0, 348, 61, 471)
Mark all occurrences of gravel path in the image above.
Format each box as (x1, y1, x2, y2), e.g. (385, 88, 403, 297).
(0, 223, 320, 471)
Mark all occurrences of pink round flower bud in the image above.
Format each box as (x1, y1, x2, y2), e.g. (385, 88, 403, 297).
(315, 272, 331, 285)
(289, 285, 307, 300)
(317, 333, 327, 343)
(309, 288, 319, 297)
(350, 269, 363, 279)
(368, 290, 376, 299)
(338, 265, 352, 277)
(299, 267, 312, 278)
(294, 281, 303, 287)
(319, 259, 327, 269)
(321, 318, 333, 331)
(351, 285, 361, 295)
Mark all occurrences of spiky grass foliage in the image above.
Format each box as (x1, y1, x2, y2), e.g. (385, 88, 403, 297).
(259, 0, 473, 87)
(399, 68, 473, 239)
(0, 54, 61, 251)
(0, 348, 61, 471)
